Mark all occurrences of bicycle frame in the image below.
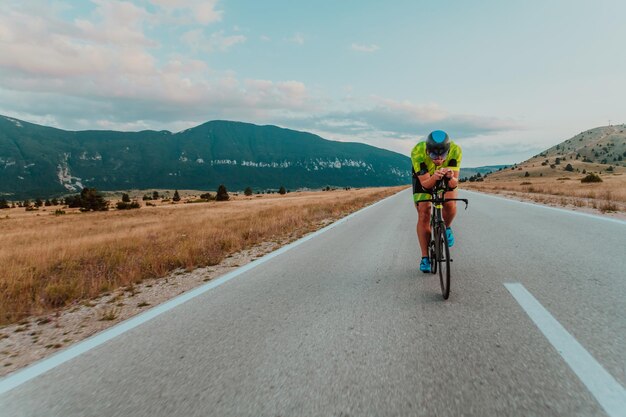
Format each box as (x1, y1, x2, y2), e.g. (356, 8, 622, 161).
(424, 179, 469, 218)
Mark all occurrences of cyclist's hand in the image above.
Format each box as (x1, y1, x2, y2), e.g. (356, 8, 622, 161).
(444, 169, 454, 179)
(433, 170, 445, 180)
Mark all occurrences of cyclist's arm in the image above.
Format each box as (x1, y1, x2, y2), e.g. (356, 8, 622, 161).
(419, 169, 459, 190)
(418, 170, 443, 189)
(447, 170, 459, 189)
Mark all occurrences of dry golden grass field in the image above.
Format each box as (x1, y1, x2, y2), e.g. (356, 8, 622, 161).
(0, 186, 405, 326)
(463, 171, 626, 213)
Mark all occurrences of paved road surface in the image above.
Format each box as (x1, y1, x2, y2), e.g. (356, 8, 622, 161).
(1, 189, 625, 416)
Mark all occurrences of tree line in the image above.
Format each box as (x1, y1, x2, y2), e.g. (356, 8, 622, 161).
(0, 183, 295, 211)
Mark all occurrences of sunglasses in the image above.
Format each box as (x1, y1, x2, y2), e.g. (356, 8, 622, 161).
(429, 152, 448, 160)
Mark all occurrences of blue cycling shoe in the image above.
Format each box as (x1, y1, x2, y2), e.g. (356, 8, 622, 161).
(446, 227, 455, 247)
(420, 257, 431, 273)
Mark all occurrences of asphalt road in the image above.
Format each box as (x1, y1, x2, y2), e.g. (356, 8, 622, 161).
(1, 189, 625, 417)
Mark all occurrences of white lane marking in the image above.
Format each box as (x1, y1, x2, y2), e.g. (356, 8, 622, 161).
(0, 189, 405, 396)
(463, 190, 626, 226)
(505, 283, 626, 417)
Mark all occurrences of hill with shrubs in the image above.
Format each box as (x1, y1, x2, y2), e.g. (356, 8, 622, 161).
(471, 124, 626, 182)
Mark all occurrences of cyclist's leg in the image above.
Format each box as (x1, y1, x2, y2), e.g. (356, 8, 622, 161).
(413, 176, 432, 257)
(415, 198, 431, 257)
(442, 189, 458, 227)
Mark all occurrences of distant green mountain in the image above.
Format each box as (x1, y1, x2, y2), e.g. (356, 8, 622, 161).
(459, 165, 509, 180)
(0, 115, 411, 199)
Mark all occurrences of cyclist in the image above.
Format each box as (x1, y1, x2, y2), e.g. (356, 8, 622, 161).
(410, 130, 462, 273)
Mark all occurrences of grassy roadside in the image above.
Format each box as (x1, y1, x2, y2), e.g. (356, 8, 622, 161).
(0, 186, 405, 326)
(462, 174, 626, 214)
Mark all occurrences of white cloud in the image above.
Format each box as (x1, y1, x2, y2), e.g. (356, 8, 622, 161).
(351, 43, 379, 53)
(181, 29, 246, 52)
(149, 0, 223, 25)
(288, 33, 305, 45)
(0, 8, 157, 78)
(0, 1, 311, 131)
(272, 96, 523, 157)
(209, 31, 247, 50)
(0, 1, 525, 165)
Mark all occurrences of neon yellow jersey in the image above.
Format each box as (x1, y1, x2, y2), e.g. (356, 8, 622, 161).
(411, 141, 462, 175)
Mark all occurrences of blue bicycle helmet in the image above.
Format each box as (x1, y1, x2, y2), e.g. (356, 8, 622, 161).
(426, 130, 450, 157)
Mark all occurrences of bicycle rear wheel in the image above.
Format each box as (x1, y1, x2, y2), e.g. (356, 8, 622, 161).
(438, 226, 451, 299)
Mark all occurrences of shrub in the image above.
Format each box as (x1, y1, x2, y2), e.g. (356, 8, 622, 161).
(116, 201, 140, 210)
(606, 166, 614, 172)
(173, 190, 181, 202)
(524, 171, 530, 177)
(43, 283, 77, 308)
(65, 188, 109, 211)
(279, 186, 286, 195)
(564, 163, 574, 172)
(581, 173, 602, 183)
(152, 191, 159, 200)
(199, 192, 214, 200)
(121, 193, 131, 203)
(216, 185, 229, 201)
(244, 187, 253, 196)
(0, 199, 9, 209)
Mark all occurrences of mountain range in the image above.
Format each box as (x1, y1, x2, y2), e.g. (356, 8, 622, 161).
(0, 116, 412, 199)
(459, 165, 509, 179)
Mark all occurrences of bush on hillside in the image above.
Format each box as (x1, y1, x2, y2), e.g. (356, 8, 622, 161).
(116, 201, 140, 210)
(581, 173, 602, 183)
(65, 188, 109, 211)
(216, 185, 229, 201)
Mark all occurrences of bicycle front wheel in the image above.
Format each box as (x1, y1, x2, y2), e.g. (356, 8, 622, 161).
(438, 226, 451, 299)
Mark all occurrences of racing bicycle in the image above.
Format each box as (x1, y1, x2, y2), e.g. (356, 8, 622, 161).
(425, 179, 468, 299)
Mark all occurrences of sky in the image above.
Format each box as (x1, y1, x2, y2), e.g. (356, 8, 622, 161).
(1, 0, 625, 167)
